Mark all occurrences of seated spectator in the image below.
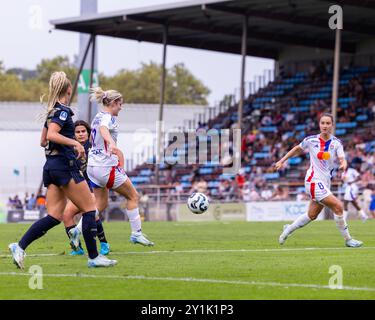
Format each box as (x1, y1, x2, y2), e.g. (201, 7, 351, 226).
(296, 190, 309, 202)
(271, 185, 289, 201)
(218, 178, 234, 200)
(242, 183, 261, 202)
(13, 195, 23, 209)
(191, 177, 208, 195)
(235, 168, 246, 190)
(260, 187, 273, 200)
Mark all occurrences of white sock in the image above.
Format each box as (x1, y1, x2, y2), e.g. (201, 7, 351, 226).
(359, 210, 368, 220)
(343, 210, 348, 220)
(126, 208, 142, 233)
(284, 213, 312, 236)
(76, 217, 83, 233)
(334, 214, 351, 241)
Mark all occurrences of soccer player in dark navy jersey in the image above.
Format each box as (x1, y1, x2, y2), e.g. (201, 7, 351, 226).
(63, 120, 110, 256)
(8, 71, 117, 268)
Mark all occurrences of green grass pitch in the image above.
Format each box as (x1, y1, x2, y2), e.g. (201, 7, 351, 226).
(0, 220, 374, 299)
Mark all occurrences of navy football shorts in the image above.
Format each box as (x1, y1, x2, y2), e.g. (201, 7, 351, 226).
(43, 169, 85, 187)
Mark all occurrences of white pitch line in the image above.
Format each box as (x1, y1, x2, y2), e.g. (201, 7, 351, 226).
(1, 246, 375, 259)
(0, 272, 374, 292)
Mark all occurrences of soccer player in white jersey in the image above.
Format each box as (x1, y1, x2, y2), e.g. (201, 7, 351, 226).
(71, 87, 154, 247)
(342, 163, 368, 221)
(274, 113, 363, 247)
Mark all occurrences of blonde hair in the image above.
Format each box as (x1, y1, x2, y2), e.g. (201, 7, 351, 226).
(46, 71, 72, 112)
(90, 87, 122, 106)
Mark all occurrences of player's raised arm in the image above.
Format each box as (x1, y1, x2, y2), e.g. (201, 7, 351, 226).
(274, 144, 304, 171)
(336, 141, 347, 171)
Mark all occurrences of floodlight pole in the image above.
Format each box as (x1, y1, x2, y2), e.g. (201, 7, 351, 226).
(88, 34, 96, 122)
(237, 15, 248, 130)
(69, 35, 93, 106)
(331, 28, 341, 134)
(155, 24, 168, 185)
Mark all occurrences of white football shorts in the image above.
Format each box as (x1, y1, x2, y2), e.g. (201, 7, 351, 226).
(305, 179, 332, 202)
(87, 165, 128, 189)
(344, 184, 359, 201)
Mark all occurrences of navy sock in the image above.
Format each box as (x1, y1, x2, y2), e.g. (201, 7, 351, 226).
(96, 219, 107, 243)
(19, 215, 60, 250)
(65, 225, 83, 250)
(82, 211, 98, 259)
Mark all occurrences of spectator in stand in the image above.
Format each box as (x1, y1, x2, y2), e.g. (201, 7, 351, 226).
(218, 178, 234, 201)
(13, 195, 23, 209)
(24, 192, 30, 208)
(26, 193, 36, 210)
(296, 190, 309, 202)
(191, 177, 208, 195)
(260, 187, 273, 201)
(271, 185, 289, 201)
(36, 193, 46, 211)
(242, 183, 261, 202)
(235, 168, 246, 190)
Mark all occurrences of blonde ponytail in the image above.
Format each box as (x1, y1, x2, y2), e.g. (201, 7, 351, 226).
(90, 87, 122, 106)
(46, 71, 72, 113)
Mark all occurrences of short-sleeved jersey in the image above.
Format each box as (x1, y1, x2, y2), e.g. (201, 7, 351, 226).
(88, 111, 119, 167)
(43, 103, 79, 171)
(299, 134, 345, 185)
(342, 167, 360, 184)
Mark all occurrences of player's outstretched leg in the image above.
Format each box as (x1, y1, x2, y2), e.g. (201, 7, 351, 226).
(321, 195, 363, 247)
(114, 179, 154, 246)
(63, 180, 117, 267)
(279, 200, 323, 245)
(279, 201, 323, 245)
(9, 185, 64, 269)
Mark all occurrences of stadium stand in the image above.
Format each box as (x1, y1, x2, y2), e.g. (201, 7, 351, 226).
(128, 62, 375, 202)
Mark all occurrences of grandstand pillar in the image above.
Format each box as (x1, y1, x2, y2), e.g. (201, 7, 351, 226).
(69, 35, 92, 106)
(237, 15, 248, 130)
(77, 0, 98, 122)
(331, 28, 341, 133)
(88, 35, 96, 122)
(155, 24, 168, 185)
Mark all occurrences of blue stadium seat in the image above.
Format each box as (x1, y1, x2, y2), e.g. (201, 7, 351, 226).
(336, 122, 357, 129)
(356, 114, 368, 122)
(335, 128, 346, 136)
(288, 157, 302, 165)
(263, 172, 280, 180)
(259, 126, 277, 133)
(199, 168, 214, 175)
(253, 152, 270, 159)
(208, 181, 220, 188)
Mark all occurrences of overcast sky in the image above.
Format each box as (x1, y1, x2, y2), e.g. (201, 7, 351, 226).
(0, 0, 274, 105)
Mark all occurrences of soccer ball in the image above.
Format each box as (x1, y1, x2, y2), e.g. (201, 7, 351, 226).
(187, 192, 209, 214)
